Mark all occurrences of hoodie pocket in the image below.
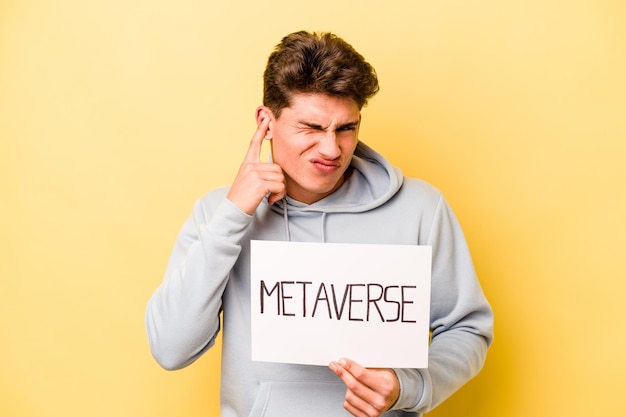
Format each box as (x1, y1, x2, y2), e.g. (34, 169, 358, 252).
(248, 380, 351, 417)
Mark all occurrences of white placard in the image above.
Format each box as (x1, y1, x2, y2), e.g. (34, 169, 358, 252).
(250, 240, 432, 368)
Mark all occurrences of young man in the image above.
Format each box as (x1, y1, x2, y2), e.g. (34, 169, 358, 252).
(146, 31, 493, 417)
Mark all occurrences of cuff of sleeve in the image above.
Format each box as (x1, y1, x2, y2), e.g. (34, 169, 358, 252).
(193, 198, 254, 254)
(389, 368, 425, 411)
(204, 197, 253, 238)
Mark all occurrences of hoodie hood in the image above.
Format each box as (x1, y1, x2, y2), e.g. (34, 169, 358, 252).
(267, 141, 403, 241)
(269, 141, 403, 216)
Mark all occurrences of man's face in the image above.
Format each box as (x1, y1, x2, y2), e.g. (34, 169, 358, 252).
(267, 94, 361, 204)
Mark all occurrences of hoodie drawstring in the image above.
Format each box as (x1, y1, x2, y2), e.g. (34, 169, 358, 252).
(281, 199, 327, 243)
(282, 200, 291, 242)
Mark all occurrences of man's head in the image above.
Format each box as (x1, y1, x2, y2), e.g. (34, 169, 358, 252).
(263, 31, 379, 118)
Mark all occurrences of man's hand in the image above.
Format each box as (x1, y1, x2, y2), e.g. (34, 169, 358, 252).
(226, 115, 286, 215)
(329, 358, 400, 417)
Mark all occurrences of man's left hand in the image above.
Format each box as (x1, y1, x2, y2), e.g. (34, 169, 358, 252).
(329, 358, 400, 417)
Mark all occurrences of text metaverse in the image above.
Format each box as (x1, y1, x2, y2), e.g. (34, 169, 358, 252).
(259, 280, 418, 323)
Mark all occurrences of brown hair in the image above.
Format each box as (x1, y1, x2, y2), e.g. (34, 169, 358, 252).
(263, 31, 379, 118)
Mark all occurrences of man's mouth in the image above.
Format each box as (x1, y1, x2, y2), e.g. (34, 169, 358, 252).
(310, 158, 341, 172)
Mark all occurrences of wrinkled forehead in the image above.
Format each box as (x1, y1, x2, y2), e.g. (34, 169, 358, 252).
(277, 93, 361, 124)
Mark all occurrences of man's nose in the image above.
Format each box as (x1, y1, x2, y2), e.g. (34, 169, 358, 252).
(317, 131, 340, 159)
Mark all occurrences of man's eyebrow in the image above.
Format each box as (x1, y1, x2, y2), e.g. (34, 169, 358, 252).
(337, 121, 360, 129)
(296, 120, 359, 130)
(297, 121, 325, 129)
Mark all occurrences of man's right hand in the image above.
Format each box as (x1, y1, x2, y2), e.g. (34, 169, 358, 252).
(226, 115, 286, 215)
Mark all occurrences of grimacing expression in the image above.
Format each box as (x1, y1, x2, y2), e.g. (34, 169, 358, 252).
(262, 94, 361, 204)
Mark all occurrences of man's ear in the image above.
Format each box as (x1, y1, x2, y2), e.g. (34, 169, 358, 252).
(255, 106, 274, 139)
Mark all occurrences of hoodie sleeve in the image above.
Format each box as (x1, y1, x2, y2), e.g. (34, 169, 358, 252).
(145, 194, 253, 370)
(391, 195, 494, 413)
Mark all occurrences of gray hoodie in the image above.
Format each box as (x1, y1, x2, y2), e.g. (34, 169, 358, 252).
(146, 141, 493, 416)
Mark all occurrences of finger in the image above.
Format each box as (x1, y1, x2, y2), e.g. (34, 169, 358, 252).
(342, 393, 376, 417)
(330, 359, 365, 394)
(335, 358, 385, 390)
(330, 359, 397, 414)
(329, 362, 378, 417)
(243, 116, 270, 163)
(332, 358, 366, 383)
(267, 187, 286, 205)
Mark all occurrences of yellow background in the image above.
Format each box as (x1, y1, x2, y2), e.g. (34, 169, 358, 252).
(2, 1, 625, 416)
